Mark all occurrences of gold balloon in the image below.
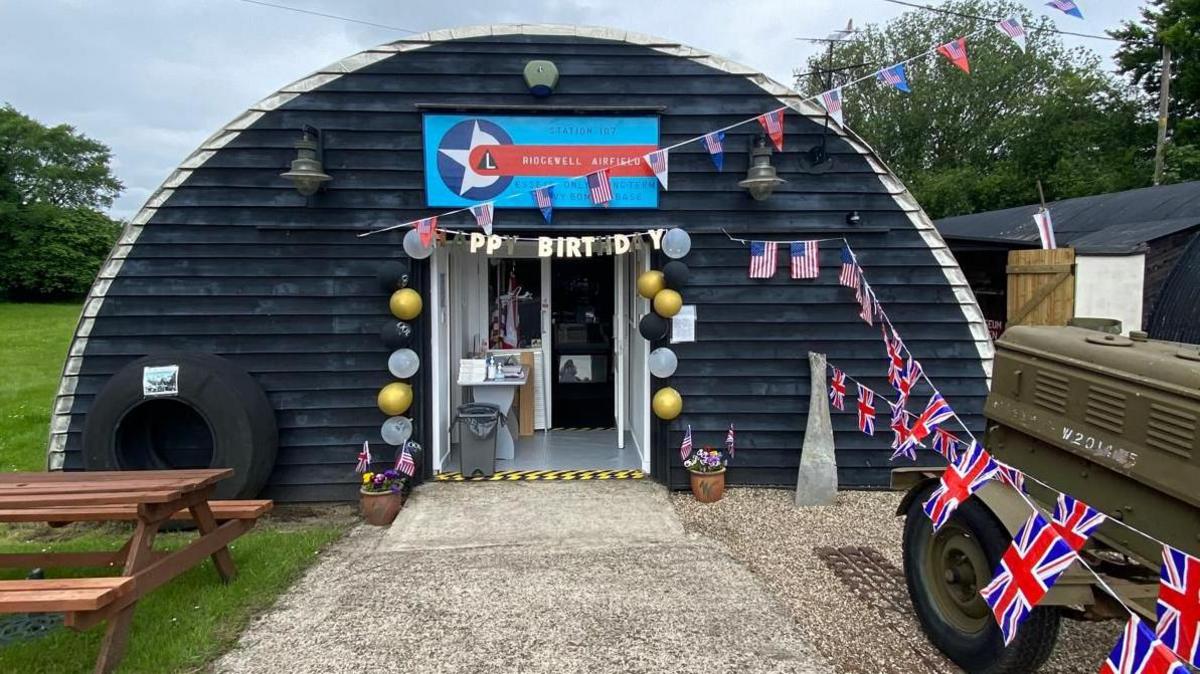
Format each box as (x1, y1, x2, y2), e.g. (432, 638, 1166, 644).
(652, 387, 683, 420)
(377, 382, 413, 416)
(653, 289, 683, 318)
(637, 270, 666, 299)
(389, 288, 423, 320)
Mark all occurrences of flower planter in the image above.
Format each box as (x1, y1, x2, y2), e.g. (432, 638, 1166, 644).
(688, 468, 726, 503)
(360, 489, 404, 526)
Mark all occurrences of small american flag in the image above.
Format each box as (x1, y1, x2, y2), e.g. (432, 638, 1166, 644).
(995, 17, 1027, 52)
(937, 37, 971, 74)
(644, 149, 669, 190)
(820, 88, 844, 127)
(748, 241, 778, 279)
(757, 109, 785, 151)
(790, 241, 819, 279)
(534, 186, 554, 223)
(355, 441, 371, 474)
(829, 368, 846, 410)
(838, 245, 859, 289)
(586, 169, 613, 206)
(469, 202, 494, 236)
(396, 440, 416, 476)
(416, 216, 438, 248)
(855, 282, 874, 326)
(680, 425, 693, 462)
(702, 132, 725, 171)
(857, 385, 876, 436)
(725, 424, 735, 458)
(876, 63, 910, 92)
(1046, 0, 1083, 19)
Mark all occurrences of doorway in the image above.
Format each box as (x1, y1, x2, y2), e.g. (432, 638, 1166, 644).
(550, 257, 614, 429)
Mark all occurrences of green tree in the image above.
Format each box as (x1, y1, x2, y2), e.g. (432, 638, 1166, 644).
(0, 104, 123, 299)
(797, 0, 1155, 218)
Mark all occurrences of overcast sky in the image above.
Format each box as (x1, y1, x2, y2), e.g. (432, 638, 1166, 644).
(1, 0, 1141, 219)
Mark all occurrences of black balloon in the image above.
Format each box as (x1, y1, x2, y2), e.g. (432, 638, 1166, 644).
(376, 261, 412, 292)
(663, 260, 689, 289)
(639, 313, 669, 341)
(380, 321, 414, 349)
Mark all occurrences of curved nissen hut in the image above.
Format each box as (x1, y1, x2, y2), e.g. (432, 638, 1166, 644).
(50, 25, 993, 500)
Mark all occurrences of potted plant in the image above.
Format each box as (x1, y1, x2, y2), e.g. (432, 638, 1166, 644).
(360, 469, 408, 526)
(683, 447, 727, 503)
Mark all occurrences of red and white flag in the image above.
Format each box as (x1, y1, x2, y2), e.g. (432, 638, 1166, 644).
(937, 37, 971, 74)
(355, 441, 371, 474)
(644, 149, 669, 190)
(995, 18, 1027, 53)
(416, 217, 438, 248)
(725, 423, 735, 458)
(790, 241, 819, 279)
(819, 88, 844, 127)
(1033, 208, 1057, 249)
(396, 440, 416, 476)
(470, 202, 494, 235)
(586, 169, 613, 206)
(749, 241, 778, 279)
(680, 425, 693, 461)
(758, 109, 785, 151)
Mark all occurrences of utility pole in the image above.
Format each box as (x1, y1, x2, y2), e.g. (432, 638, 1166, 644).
(1153, 44, 1173, 186)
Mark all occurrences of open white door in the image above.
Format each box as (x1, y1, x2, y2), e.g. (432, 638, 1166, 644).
(430, 248, 451, 472)
(614, 256, 626, 448)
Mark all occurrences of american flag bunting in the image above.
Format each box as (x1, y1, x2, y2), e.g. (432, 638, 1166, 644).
(820, 88, 844, 127)
(757, 109, 785, 151)
(790, 241, 819, 279)
(1050, 493, 1106, 552)
(534, 186, 554, 223)
(857, 385, 876, 436)
(829, 368, 847, 411)
(1157, 546, 1200, 667)
(995, 17, 1027, 52)
(749, 241, 778, 279)
(586, 169, 613, 206)
(469, 202, 494, 236)
(980, 512, 1077, 645)
(416, 216, 438, 248)
(644, 149, 669, 190)
(1046, 0, 1083, 19)
(877, 63, 911, 92)
(923, 440, 999, 531)
(703, 132, 725, 171)
(937, 37, 971, 74)
(839, 245, 859, 289)
(1102, 616, 1187, 674)
(855, 281, 874, 326)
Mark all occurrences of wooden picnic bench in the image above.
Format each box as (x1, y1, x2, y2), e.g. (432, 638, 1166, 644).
(0, 469, 271, 674)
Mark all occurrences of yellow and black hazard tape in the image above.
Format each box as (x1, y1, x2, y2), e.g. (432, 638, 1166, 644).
(435, 469, 645, 482)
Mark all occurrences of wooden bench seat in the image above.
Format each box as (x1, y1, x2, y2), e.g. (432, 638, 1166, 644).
(0, 499, 273, 524)
(0, 577, 134, 613)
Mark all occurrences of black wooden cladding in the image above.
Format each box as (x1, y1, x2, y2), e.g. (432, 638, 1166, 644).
(60, 33, 988, 499)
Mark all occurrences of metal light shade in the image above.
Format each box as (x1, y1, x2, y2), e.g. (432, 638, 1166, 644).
(738, 136, 786, 201)
(280, 129, 331, 196)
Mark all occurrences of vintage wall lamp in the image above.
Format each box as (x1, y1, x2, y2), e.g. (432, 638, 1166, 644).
(280, 125, 332, 197)
(738, 135, 786, 200)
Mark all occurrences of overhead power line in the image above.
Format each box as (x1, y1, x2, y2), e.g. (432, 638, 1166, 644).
(233, 0, 420, 34)
(880, 0, 1132, 43)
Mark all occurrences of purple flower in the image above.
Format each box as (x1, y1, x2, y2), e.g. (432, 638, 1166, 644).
(383, 469, 398, 479)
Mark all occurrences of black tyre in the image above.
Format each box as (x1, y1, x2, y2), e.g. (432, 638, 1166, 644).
(902, 482, 1061, 673)
(82, 353, 278, 499)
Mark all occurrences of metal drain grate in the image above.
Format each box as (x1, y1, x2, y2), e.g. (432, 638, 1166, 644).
(0, 613, 62, 647)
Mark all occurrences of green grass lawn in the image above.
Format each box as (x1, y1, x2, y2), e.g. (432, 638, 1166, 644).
(0, 302, 350, 672)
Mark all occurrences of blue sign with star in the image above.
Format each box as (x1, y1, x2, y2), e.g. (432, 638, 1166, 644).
(422, 114, 660, 209)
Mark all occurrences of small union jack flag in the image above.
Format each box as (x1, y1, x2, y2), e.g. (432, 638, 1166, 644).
(909, 393, 954, 442)
(725, 423, 736, 458)
(416, 216, 438, 248)
(680, 424, 693, 462)
(829, 368, 846, 410)
(995, 17, 1027, 52)
(395, 440, 416, 476)
(702, 132, 725, 171)
(1050, 493, 1105, 552)
(1046, 0, 1083, 19)
(757, 109, 785, 151)
(995, 462, 1027, 493)
(534, 185, 554, 223)
(876, 63, 910, 92)
(923, 440, 999, 531)
(857, 385, 876, 436)
(931, 427, 960, 462)
(1157, 546, 1200, 667)
(890, 404, 917, 462)
(937, 37, 971, 74)
(1102, 616, 1188, 674)
(469, 202, 494, 236)
(790, 241, 819, 279)
(839, 245, 859, 289)
(586, 169, 613, 206)
(749, 241, 778, 279)
(820, 88, 844, 127)
(644, 149, 669, 190)
(355, 441, 372, 474)
(896, 357, 922, 406)
(884, 327, 905, 390)
(980, 512, 1077, 645)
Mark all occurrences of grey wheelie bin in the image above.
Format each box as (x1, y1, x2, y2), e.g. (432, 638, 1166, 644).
(455, 402, 502, 477)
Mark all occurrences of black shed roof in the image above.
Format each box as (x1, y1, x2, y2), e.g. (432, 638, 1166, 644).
(934, 181, 1200, 254)
(1147, 232, 1200, 344)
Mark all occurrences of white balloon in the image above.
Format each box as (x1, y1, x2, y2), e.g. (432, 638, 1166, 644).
(381, 416, 413, 446)
(403, 228, 434, 260)
(661, 228, 692, 259)
(648, 347, 678, 379)
(388, 348, 420, 379)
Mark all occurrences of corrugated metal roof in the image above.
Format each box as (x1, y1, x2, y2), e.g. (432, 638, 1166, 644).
(934, 181, 1200, 253)
(1148, 232, 1200, 345)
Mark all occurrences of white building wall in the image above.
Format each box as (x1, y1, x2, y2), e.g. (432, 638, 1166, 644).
(1074, 254, 1145, 333)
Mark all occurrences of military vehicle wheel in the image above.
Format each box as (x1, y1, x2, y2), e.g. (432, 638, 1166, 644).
(902, 483, 1060, 673)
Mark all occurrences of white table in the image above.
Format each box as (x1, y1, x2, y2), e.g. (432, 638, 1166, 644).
(460, 370, 527, 461)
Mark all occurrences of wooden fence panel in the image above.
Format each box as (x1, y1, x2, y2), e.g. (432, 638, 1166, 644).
(1007, 248, 1075, 327)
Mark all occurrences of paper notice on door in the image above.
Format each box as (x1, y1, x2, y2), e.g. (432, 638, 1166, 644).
(671, 305, 696, 343)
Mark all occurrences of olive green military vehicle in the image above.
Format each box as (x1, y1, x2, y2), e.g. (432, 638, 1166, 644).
(893, 326, 1200, 673)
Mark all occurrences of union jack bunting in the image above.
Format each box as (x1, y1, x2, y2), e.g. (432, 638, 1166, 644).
(937, 37, 971, 74)
(416, 216, 438, 248)
(1102, 616, 1188, 674)
(820, 88, 844, 127)
(995, 17, 1027, 52)
(725, 423, 736, 458)
(644, 149, 669, 190)
(931, 427, 960, 462)
(680, 425, 693, 462)
(757, 109, 785, 151)
(876, 63, 911, 92)
(884, 327, 905, 390)
(855, 281, 874, 326)
(839, 245, 859, 289)
(980, 512, 1077, 645)
(909, 392, 954, 442)
(857, 385, 876, 436)
(829, 368, 847, 411)
(995, 462, 1027, 493)
(1046, 0, 1083, 19)
(748, 241, 778, 279)
(355, 441, 372, 474)
(469, 202, 494, 236)
(534, 185, 554, 223)
(1157, 546, 1200, 667)
(790, 241, 819, 279)
(890, 404, 917, 462)
(702, 131, 725, 171)
(923, 440, 999, 531)
(586, 169, 613, 206)
(896, 357, 922, 406)
(1051, 493, 1106, 552)
(396, 440, 416, 476)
